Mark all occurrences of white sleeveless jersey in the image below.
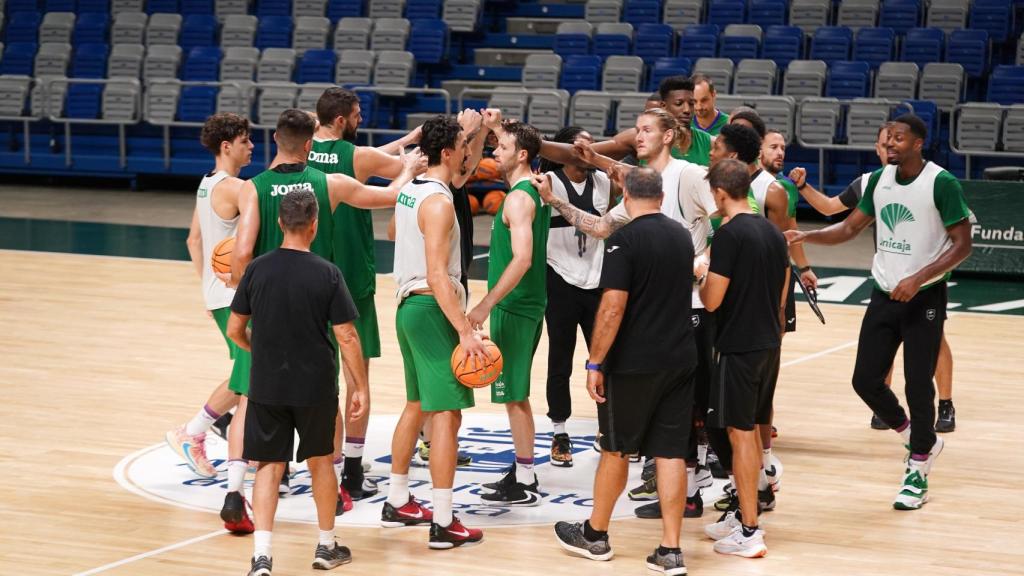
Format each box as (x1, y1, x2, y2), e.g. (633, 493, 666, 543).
(546, 170, 610, 290)
(393, 177, 466, 308)
(196, 171, 237, 310)
(750, 169, 778, 214)
(659, 159, 687, 222)
(659, 158, 718, 310)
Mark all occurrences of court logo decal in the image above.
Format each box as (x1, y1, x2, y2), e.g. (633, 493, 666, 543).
(117, 414, 731, 527)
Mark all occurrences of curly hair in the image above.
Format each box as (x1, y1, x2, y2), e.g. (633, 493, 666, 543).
(718, 123, 762, 165)
(538, 125, 587, 174)
(200, 112, 250, 155)
(502, 119, 542, 164)
(658, 75, 695, 101)
(420, 115, 462, 167)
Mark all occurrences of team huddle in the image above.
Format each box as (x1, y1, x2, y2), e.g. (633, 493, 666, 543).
(164, 77, 973, 576)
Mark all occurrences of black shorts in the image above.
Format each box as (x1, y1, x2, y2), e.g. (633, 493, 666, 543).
(785, 274, 797, 333)
(597, 365, 695, 459)
(692, 308, 715, 422)
(243, 399, 338, 462)
(708, 348, 780, 431)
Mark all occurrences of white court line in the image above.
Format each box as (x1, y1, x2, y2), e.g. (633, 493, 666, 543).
(81, 338, 857, 575)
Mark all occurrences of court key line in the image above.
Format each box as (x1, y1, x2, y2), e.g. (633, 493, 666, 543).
(77, 338, 858, 575)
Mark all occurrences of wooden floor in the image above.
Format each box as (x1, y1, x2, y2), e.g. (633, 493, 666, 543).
(2, 248, 1023, 576)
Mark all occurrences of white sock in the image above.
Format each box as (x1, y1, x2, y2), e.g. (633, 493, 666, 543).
(728, 474, 735, 491)
(762, 448, 772, 471)
(697, 442, 708, 466)
(343, 440, 365, 459)
(387, 473, 409, 508)
(333, 456, 343, 482)
(253, 530, 272, 559)
(227, 459, 247, 493)
(185, 406, 218, 436)
(552, 421, 567, 436)
(898, 425, 912, 444)
(686, 467, 698, 498)
(318, 528, 335, 547)
(515, 460, 536, 485)
(433, 488, 453, 527)
(758, 467, 769, 491)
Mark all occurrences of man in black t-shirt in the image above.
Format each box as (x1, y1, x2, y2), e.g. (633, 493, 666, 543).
(699, 159, 789, 559)
(228, 190, 366, 576)
(553, 168, 696, 576)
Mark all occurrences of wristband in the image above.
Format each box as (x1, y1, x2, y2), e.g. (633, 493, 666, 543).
(585, 361, 602, 371)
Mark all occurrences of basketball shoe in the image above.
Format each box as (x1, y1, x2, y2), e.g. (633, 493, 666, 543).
(380, 496, 433, 528)
(705, 509, 743, 541)
(480, 477, 541, 506)
(694, 464, 714, 489)
(633, 492, 703, 519)
(429, 516, 483, 549)
(341, 472, 379, 500)
(211, 412, 232, 440)
(336, 485, 353, 515)
(627, 459, 658, 501)
(713, 526, 767, 558)
(646, 547, 687, 576)
(220, 491, 254, 534)
(893, 461, 929, 510)
(554, 521, 613, 561)
(279, 466, 290, 497)
(248, 556, 272, 576)
(165, 426, 217, 478)
(480, 463, 516, 493)
(550, 433, 573, 467)
(936, 400, 956, 433)
(412, 441, 473, 467)
(312, 543, 352, 569)
(871, 413, 889, 430)
(765, 462, 781, 492)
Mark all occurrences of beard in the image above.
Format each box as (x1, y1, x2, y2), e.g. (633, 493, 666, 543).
(343, 126, 358, 141)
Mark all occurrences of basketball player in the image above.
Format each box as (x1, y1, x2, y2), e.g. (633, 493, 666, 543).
(468, 111, 550, 506)
(792, 125, 958, 433)
(228, 189, 365, 575)
(167, 112, 255, 533)
(305, 87, 422, 503)
(382, 114, 486, 549)
(692, 74, 729, 136)
(538, 126, 612, 468)
(553, 167, 696, 576)
(700, 158, 790, 558)
(785, 114, 972, 510)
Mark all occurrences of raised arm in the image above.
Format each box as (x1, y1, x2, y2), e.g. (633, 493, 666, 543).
(186, 206, 203, 278)
(375, 125, 422, 156)
(452, 108, 488, 189)
(467, 189, 536, 328)
(353, 145, 405, 182)
(532, 173, 629, 240)
(589, 128, 637, 160)
(785, 206, 874, 247)
(791, 167, 848, 217)
(328, 147, 424, 210)
(229, 181, 259, 288)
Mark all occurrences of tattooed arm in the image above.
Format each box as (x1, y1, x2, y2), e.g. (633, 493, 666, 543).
(533, 174, 630, 240)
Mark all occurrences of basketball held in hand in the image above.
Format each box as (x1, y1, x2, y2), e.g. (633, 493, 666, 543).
(451, 341, 503, 388)
(211, 237, 235, 274)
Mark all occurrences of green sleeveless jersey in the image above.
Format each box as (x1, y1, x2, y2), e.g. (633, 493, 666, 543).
(774, 176, 800, 218)
(307, 139, 376, 299)
(249, 164, 334, 260)
(671, 128, 712, 166)
(488, 180, 550, 320)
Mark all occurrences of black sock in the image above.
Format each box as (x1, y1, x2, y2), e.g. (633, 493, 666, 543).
(939, 399, 953, 407)
(657, 545, 681, 555)
(583, 520, 607, 541)
(741, 523, 759, 538)
(342, 456, 363, 479)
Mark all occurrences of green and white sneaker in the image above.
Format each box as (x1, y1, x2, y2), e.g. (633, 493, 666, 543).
(893, 466, 929, 510)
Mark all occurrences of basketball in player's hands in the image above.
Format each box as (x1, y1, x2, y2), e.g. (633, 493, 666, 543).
(211, 237, 235, 274)
(451, 341, 503, 388)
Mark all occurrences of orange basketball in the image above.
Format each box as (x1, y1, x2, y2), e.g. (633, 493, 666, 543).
(211, 236, 235, 274)
(469, 157, 501, 183)
(451, 340, 503, 388)
(482, 190, 505, 216)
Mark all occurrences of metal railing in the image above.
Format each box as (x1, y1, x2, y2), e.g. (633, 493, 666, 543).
(949, 103, 1024, 177)
(350, 85, 452, 146)
(0, 77, 39, 165)
(41, 77, 143, 168)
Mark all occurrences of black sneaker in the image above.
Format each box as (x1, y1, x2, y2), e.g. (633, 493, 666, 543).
(553, 521, 613, 561)
(211, 411, 233, 441)
(341, 471, 379, 500)
(646, 547, 687, 576)
(685, 490, 703, 518)
(758, 487, 776, 512)
(635, 500, 662, 519)
(550, 433, 573, 468)
(480, 478, 542, 507)
(714, 484, 737, 512)
(220, 490, 244, 524)
(456, 451, 473, 466)
(480, 464, 516, 493)
(312, 543, 352, 569)
(707, 452, 728, 479)
(871, 413, 890, 430)
(936, 401, 956, 433)
(279, 467, 290, 497)
(429, 516, 483, 549)
(248, 555, 272, 576)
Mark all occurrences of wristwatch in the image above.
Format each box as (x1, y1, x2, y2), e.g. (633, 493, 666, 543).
(585, 361, 602, 371)
(798, 265, 812, 273)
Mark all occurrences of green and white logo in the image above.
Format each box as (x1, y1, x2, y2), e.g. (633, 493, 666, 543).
(197, 187, 208, 198)
(880, 203, 915, 234)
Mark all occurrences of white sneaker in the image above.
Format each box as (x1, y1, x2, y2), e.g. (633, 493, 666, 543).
(903, 436, 944, 475)
(765, 454, 783, 492)
(704, 509, 742, 541)
(694, 465, 714, 490)
(713, 525, 767, 558)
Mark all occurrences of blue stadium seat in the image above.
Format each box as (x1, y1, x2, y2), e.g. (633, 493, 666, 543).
(762, 25, 803, 68)
(900, 27, 944, 68)
(257, 0, 292, 17)
(553, 28, 592, 58)
(256, 16, 293, 49)
(5, 0, 40, 11)
(406, 0, 442, 20)
(810, 26, 853, 65)
(853, 27, 895, 69)
(183, 46, 221, 80)
(71, 43, 109, 78)
(969, 0, 1010, 43)
(879, 0, 920, 35)
(74, 13, 110, 46)
(148, 0, 180, 14)
(707, 0, 746, 27)
(328, 0, 365, 21)
(947, 29, 988, 78)
(79, 0, 112, 11)
(45, 0, 74, 10)
(648, 56, 692, 90)
(826, 60, 871, 98)
(180, 14, 218, 51)
(296, 49, 337, 82)
(65, 83, 102, 119)
(679, 24, 719, 60)
(181, 0, 215, 14)
(623, 0, 663, 25)
(408, 19, 448, 65)
(178, 85, 217, 122)
(6, 12, 43, 45)
(901, 99, 937, 147)
(987, 65, 1024, 105)
(720, 32, 760, 63)
(593, 27, 633, 63)
(634, 23, 674, 65)
(0, 43, 37, 75)
(749, 0, 787, 27)
(561, 54, 602, 93)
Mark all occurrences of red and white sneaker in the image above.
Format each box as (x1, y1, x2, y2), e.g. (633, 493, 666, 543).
(221, 491, 254, 534)
(335, 484, 354, 516)
(165, 426, 217, 478)
(380, 496, 433, 528)
(429, 516, 483, 549)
